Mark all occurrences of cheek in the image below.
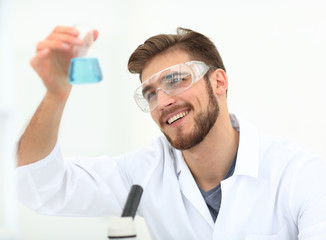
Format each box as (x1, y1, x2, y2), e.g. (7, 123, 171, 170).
(150, 111, 160, 125)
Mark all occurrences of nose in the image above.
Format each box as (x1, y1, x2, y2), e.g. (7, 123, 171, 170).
(156, 89, 176, 110)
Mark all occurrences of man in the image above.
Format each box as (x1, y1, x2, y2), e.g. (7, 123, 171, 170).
(16, 26, 326, 239)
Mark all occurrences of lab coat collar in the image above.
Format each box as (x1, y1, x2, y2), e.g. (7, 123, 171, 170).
(169, 114, 259, 228)
(173, 114, 259, 182)
(170, 114, 260, 228)
(231, 114, 259, 178)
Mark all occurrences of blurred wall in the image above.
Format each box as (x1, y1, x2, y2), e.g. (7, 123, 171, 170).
(12, 0, 326, 239)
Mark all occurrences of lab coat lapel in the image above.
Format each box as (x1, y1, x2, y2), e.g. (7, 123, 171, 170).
(171, 114, 260, 231)
(176, 151, 215, 229)
(232, 115, 259, 178)
(213, 115, 261, 238)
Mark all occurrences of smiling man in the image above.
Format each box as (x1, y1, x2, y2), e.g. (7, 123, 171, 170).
(16, 26, 326, 239)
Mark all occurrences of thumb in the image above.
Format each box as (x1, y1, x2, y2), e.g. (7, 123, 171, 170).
(93, 30, 99, 41)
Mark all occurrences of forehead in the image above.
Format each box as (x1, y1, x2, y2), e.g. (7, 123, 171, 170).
(141, 49, 192, 83)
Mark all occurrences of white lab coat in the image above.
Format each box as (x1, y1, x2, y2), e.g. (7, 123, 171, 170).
(16, 114, 326, 239)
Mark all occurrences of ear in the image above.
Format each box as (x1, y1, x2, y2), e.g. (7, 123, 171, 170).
(210, 69, 228, 95)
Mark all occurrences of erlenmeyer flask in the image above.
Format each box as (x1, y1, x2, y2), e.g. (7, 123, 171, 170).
(68, 24, 103, 84)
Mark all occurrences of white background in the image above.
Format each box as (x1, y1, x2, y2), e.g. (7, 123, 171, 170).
(9, 0, 326, 239)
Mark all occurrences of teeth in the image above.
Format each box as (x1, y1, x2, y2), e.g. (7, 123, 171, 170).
(168, 111, 188, 124)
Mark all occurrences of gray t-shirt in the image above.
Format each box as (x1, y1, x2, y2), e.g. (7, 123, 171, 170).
(198, 152, 237, 222)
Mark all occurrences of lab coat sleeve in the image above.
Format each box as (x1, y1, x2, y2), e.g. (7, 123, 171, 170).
(290, 154, 326, 240)
(15, 141, 129, 217)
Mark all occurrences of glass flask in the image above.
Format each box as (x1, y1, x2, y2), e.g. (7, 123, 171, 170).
(68, 24, 103, 84)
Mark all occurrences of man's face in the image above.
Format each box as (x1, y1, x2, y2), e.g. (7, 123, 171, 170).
(141, 49, 219, 150)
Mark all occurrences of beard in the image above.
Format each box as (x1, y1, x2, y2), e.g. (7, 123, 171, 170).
(161, 79, 220, 150)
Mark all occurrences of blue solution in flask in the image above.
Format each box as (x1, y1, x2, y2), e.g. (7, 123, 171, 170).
(68, 57, 103, 84)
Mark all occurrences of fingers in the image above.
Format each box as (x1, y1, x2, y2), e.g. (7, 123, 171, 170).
(36, 36, 82, 52)
(34, 25, 99, 56)
(36, 26, 83, 52)
(36, 39, 70, 52)
(52, 26, 79, 36)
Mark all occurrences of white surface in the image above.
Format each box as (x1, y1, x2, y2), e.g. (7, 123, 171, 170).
(0, 0, 19, 239)
(107, 216, 150, 239)
(11, 0, 326, 239)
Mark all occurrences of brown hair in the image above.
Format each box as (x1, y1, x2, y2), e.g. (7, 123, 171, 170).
(128, 27, 226, 80)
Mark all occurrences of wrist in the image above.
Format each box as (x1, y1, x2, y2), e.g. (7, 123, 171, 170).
(45, 88, 71, 104)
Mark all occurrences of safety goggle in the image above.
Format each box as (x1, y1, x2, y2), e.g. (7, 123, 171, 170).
(134, 61, 211, 113)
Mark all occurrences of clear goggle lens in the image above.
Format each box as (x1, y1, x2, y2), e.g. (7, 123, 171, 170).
(134, 61, 210, 113)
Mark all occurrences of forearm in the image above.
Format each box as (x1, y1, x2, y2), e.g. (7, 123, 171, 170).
(17, 91, 70, 166)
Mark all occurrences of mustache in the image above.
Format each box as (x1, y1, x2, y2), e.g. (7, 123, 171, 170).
(159, 102, 193, 125)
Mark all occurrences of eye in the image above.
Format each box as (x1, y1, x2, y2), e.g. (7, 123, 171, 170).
(170, 77, 182, 84)
(144, 90, 156, 102)
(164, 73, 190, 87)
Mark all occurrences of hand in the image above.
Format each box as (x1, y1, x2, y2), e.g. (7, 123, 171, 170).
(30, 26, 99, 100)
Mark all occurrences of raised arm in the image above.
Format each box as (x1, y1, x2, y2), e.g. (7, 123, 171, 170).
(17, 26, 97, 166)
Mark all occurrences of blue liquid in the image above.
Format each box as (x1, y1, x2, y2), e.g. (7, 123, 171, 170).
(68, 57, 103, 84)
